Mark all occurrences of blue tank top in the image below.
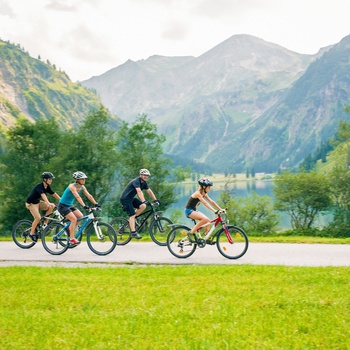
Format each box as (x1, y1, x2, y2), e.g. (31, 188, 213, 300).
(59, 183, 84, 206)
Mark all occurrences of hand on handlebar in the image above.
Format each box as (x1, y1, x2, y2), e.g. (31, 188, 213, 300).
(153, 199, 161, 206)
(215, 209, 226, 215)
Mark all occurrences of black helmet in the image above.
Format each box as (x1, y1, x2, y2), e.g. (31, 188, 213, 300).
(42, 172, 55, 179)
(198, 178, 213, 187)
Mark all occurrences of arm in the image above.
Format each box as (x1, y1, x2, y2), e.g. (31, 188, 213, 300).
(69, 184, 88, 207)
(52, 192, 61, 201)
(205, 195, 222, 211)
(40, 193, 55, 208)
(146, 188, 157, 201)
(195, 192, 217, 213)
(82, 187, 98, 206)
(136, 187, 147, 202)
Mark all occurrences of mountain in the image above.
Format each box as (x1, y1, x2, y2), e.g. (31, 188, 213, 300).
(82, 34, 337, 172)
(0, 39, 107, 132)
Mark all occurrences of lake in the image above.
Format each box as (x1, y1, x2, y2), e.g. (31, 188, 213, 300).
(163, 180, 331, 230)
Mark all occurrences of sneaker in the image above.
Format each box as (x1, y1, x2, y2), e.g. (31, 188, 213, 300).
(69, 238, 81, 245)
(131, 231, 142, 239)
(29, 234, 38, 243)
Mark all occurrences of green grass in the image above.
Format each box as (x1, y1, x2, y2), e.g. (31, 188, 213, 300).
(1, 265, 350, 349)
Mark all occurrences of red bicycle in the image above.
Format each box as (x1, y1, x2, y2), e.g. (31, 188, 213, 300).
(166, 209, 249, 259)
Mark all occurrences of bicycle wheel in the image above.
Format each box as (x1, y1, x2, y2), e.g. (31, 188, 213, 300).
(216, 225, 249, 259)
(86, 222, 117, 255)
(149, 216, 173, 246)
(167, 225, 196, 258)
(109, 217, 132, 245)
(12, 220, 36, 249)
(41, 222, 69, 255)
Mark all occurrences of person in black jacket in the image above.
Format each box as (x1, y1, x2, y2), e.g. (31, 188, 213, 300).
(25, 172, 61, 242)
(120, 169, 160, 239)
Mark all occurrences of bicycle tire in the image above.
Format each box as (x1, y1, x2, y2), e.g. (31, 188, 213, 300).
(41, 222, 69, 255)
(12, 220, 36, 249)
(149, 216, 173, 246)
(109, 217, 132, 245)
(167, 225, 197, 258)
(86, 222, 117, 255)
(216, 225, 249, 259)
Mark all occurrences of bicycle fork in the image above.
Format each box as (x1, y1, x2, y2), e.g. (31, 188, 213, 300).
(93, 220, 104, 240)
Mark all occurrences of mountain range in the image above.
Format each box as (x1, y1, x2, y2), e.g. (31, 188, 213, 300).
(1, 34, 350, 173)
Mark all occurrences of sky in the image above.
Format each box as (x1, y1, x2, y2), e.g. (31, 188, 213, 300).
(0, 0, 349, 82)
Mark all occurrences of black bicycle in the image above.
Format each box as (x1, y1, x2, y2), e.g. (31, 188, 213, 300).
(12, 207, 64, 249)
(109, 201, 173, 246)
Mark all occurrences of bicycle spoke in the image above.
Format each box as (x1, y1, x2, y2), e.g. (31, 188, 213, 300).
(149, 216, 173, 246)
(12, 220, 36, 249)
(41, 222, 69, 255)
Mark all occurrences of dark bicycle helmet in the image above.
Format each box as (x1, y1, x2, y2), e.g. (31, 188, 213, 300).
(72, 171, 88, 179)
(42, 172, 55, 179)
(198, 178, 213, 187)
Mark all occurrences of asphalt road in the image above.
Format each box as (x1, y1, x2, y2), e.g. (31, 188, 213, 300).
(1, 241, 349, 267)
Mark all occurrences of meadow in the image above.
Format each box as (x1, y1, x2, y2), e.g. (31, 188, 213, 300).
(1, 265, 349, 349)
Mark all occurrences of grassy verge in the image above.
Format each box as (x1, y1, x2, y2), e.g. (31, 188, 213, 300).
(1, 265, 349, 349)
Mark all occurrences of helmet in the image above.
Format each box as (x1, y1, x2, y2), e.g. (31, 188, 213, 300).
(139, 168, 151, 176)
(42, 172, 55, 179)
(198, 178, 213, 187)
(72, 171, 88, 180)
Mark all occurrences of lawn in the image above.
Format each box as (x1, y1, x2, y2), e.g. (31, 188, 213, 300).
(1, 265, 349, 349)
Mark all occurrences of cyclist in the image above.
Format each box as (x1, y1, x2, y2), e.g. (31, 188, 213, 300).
(185, 177, 223, 236)
(58, 171, 100, 245)
(25, 172, 61, 242)
(120, 168, 160, 239)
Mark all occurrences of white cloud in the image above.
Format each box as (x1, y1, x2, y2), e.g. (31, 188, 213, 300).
(0, 0, 349, 81)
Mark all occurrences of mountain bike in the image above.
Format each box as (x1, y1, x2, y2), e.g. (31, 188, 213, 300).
(110, 201, 173, 246)
(41, 207, 117, 256)
(12, 207, 64, 249)
(166, 209, 249, 259)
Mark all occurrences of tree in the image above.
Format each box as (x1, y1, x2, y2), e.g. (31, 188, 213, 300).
(0, 117, 62, 231)
(114, 114, 178, 212)
(273, 170, 331, 231)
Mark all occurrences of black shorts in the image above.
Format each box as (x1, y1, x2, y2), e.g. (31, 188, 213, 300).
(120, 198, 143, 217)
(58, 203, 78, 217)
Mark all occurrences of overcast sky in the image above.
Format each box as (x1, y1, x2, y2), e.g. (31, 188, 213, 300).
(0, 0, 349, 82)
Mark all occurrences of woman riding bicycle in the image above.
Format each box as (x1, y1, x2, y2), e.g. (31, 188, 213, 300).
(58, 171, 100, 245)
(185, 178, 223, 235)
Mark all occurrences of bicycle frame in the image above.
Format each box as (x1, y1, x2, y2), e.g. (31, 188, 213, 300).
(135, 203, 160, 231)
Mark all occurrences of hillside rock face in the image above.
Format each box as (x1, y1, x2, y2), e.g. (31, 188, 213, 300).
(83, 34, 344, 172)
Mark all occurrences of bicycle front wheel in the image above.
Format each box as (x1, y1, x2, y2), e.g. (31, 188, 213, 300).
(109, 217, 132, 245)
(41, 222, 69, 255)
(167, 225, 196, 259)
(12, 220, 36, 249)
(87, 222, 117, 256)
(216, 225, 249, 259)
(149, 216, 173, 246)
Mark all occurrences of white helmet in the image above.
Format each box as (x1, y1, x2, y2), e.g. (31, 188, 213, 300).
(139, 168, 151, 176)
(73, 171, 88, 179)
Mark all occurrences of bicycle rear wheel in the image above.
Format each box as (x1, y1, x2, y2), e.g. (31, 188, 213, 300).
(87, 222, 117, 255)
(167, 225, 196, 258)
(149, 216, 173, 246)
(12, 220, 36, 249)
(41, 222, 69, 255)
(109, 217, 132, 245)
(216, 225, 249, 259)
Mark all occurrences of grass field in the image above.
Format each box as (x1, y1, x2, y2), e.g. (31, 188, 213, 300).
(1, 265, 349, 349)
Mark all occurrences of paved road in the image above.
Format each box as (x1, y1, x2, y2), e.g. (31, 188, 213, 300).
(1, 241, 349, 267)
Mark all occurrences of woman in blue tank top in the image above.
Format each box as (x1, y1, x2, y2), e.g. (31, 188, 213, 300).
(58, 171, 100, 245)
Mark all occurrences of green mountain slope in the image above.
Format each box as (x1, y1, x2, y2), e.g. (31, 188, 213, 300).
(0, 40, 104, 130)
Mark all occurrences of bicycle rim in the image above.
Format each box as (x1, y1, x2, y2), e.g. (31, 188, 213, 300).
(109, 217, 132, 245)
(41, 222, 69, 255)
(149, 216, 173, 246)
(216, 226, 249, 259)
(12, 220, 36, 249)
(87, 222, 117, 255)
(167, 226, 196, 258)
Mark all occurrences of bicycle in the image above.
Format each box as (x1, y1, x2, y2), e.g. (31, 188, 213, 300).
(166, 209, 249, 259)
(110, 201, 173, 246)
(41, 207, 117, 256)
(12, 207, 64, 249)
